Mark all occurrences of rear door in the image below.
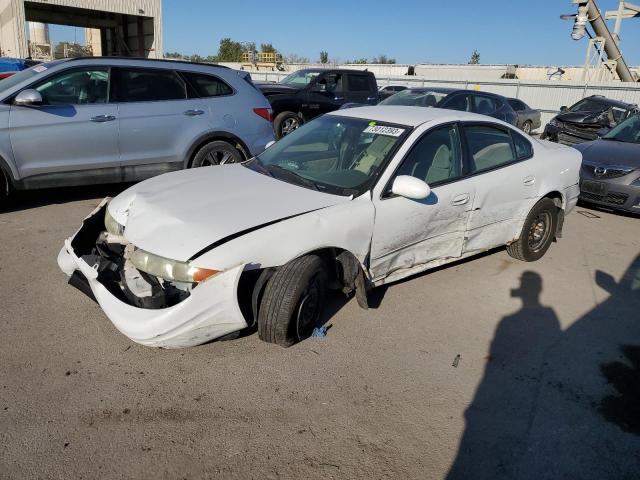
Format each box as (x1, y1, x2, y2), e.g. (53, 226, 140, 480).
(113, 66, 210, 174)
(345, 73, 377, 105)
(461, 123, 536, 252)
(9, 66, 119, 180)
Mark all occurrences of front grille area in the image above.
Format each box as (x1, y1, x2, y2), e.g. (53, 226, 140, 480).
(581, 191, 629, 205)
(582, 164, 635, 179)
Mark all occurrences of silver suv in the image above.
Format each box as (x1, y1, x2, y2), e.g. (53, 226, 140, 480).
(0, 57, 275, 202)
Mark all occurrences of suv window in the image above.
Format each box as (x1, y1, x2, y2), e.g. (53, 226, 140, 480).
(181, 71, 233, 97)
(348, 74, 371, 92)
(395, 125, 463, 185)
(34, 68, 109, 105)
(465, 125, 516, 172)
(444, 93, 471, 112)
(113, 68, 187, 102)
(473, 95, 498, 115)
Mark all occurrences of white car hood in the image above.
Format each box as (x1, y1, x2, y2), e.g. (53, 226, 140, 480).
(109, 164, 351, 262)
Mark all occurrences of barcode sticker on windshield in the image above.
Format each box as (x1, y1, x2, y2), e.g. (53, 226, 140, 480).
(363, 125, 405, 137)
(32, 65, 47, 73)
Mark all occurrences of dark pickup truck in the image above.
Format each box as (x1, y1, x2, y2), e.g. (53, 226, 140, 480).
(255, 68, 379, 138)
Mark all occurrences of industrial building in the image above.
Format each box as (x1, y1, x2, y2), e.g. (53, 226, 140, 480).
(0, 0, 162, 59)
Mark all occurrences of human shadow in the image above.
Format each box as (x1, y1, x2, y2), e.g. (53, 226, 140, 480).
(447, 256, 640, 480)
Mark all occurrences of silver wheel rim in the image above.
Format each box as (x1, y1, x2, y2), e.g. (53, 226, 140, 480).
(523, 122, 531, 134)
(281, 117, 300, 136)
(201, 148, 236, 166)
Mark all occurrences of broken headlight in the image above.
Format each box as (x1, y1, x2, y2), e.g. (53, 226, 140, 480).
(129, 248, 219, 284)
(104, 207, 124, 236)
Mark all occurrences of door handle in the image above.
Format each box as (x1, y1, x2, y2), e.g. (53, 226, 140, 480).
(452, 193, 470, 206)
(90, 115, 116, 122)
(184, 109, 205, 116)
(523, 175, 536, 186)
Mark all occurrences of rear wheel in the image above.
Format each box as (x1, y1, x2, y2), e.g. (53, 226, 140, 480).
(507, 198, 558, 262)
(522, 120, 533, 135)
(274, 111, 302, 139)
(191, 140, 244, 168)
(258, 255, 327, 347)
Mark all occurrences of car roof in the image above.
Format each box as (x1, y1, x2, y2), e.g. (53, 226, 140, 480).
(329, 105, 500, 127)
(295, 68, 374, 74)
(584, 95, 636, 109)
(402, 87, 456, 94)
(64, 56, 230, 70)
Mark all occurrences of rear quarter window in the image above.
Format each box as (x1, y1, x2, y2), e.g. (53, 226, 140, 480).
(181, 71, 234, 97)
(511, 130, 533, 159)
(348, 74, 373, 92)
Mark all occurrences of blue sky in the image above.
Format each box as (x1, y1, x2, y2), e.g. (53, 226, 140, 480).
(50, 0, 640, 65)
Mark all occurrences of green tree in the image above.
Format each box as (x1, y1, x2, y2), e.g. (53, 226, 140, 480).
(260, 43, 277, 54)
(216, 37, 244, 62)
(286, 53, 309, 64)
(469, 49, 480, 64)
(319, 51, 329, 64)
(165, 51, 186, 59)
(352, 58, 369, 64)
(371, 54, 396, 64)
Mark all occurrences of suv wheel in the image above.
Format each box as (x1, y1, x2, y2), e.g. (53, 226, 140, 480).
(507, 198, 558, 262)
(191, 140, 244, 168)
(258, 255, 327, 347)
(274, 111, 302, 139)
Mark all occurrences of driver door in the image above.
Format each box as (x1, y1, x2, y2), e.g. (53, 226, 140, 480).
(369, 124, 476, 282)
(302, 72, 344, 120)
(9, 67, 120, 181)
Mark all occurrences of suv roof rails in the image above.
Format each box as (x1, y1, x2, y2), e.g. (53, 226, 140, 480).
(65, 56, 230, 69)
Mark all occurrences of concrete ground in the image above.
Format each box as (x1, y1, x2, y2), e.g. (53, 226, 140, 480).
(1, 186, 639, 480)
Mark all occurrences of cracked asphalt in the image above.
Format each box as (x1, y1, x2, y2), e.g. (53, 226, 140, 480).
(1, 185, 639, 479)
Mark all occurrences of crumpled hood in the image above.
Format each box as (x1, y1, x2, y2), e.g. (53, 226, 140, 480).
(556, 110, 607, 125)
(108, 164, 349, 262)
(574, 139, 640, 167)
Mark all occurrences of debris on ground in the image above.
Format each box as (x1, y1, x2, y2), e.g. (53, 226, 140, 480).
(452, 354, 461, 368)
(311, 326, 328, 338)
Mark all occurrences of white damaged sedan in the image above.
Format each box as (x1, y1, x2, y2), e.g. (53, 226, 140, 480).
(58, 106, 581, 348)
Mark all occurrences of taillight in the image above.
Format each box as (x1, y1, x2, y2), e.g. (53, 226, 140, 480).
(253, 107, 273, 123)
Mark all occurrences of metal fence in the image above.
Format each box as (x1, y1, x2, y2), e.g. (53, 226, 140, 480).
(248, 70, 640, 131)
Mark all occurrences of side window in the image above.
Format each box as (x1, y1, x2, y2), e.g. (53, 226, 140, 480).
(317, 73, 343, 94)
(444, 94, 471, 112)
(473, 95, 498, 115)
(181, 71, 233, 97)
(34, 68, 109, 105)
(114, 68, 187, 102)
(347, 75, 370, 92)
(465, 125, 516, 173)
(395, 125, 463, 186)
(512, 130, 533, 159)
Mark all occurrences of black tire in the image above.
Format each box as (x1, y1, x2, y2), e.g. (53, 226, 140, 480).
(507, 198, 558, 262)
(258, 255, 327, 347)
(274, 111, 302, 139)
(522, 120, 533, 135)
(0, 168, 9, 208)
(191, 140, 243, 168)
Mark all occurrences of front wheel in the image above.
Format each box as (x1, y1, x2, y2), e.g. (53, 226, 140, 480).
(274, 111, 302, 139)
(506, 198, 558, 262)
(258, 255, 327, 347)
(191, 140, 244, 168)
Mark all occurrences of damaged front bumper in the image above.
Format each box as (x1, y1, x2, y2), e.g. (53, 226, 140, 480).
(57, 199, 247, 348)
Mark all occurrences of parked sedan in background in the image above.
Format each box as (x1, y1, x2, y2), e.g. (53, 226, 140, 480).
(574, 114, 640, 213)
(58, 106, 580, 348)
(542, 95, 638, 145)
(0, 57, 274, 205)
(379, 87, 518, 126)
(507, 98, 541, 134)
(0, 57, 40, 80)
(378, 84, 407, 101)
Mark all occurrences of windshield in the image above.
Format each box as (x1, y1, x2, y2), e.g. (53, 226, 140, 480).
(280, 70, 321, 87)
(0, 60, 63, 96)
(245, 115, 410, 196)
(380, 89, 449, 107)
(569, 98, 609, 113)
(603, 114, 640, 143)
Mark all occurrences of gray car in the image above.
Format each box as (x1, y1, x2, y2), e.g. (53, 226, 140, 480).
(507, 98, 541, 134)
(574, 114, 640, 214)
(0, 57, 275, 204)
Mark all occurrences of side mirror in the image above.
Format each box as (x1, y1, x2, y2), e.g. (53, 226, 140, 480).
(312, 83, 327, 93)
(391, 175, 431, 200)
(14, 89, 43, 106)
(560, 105, 568, 112)
(265, 140, 276, 149)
